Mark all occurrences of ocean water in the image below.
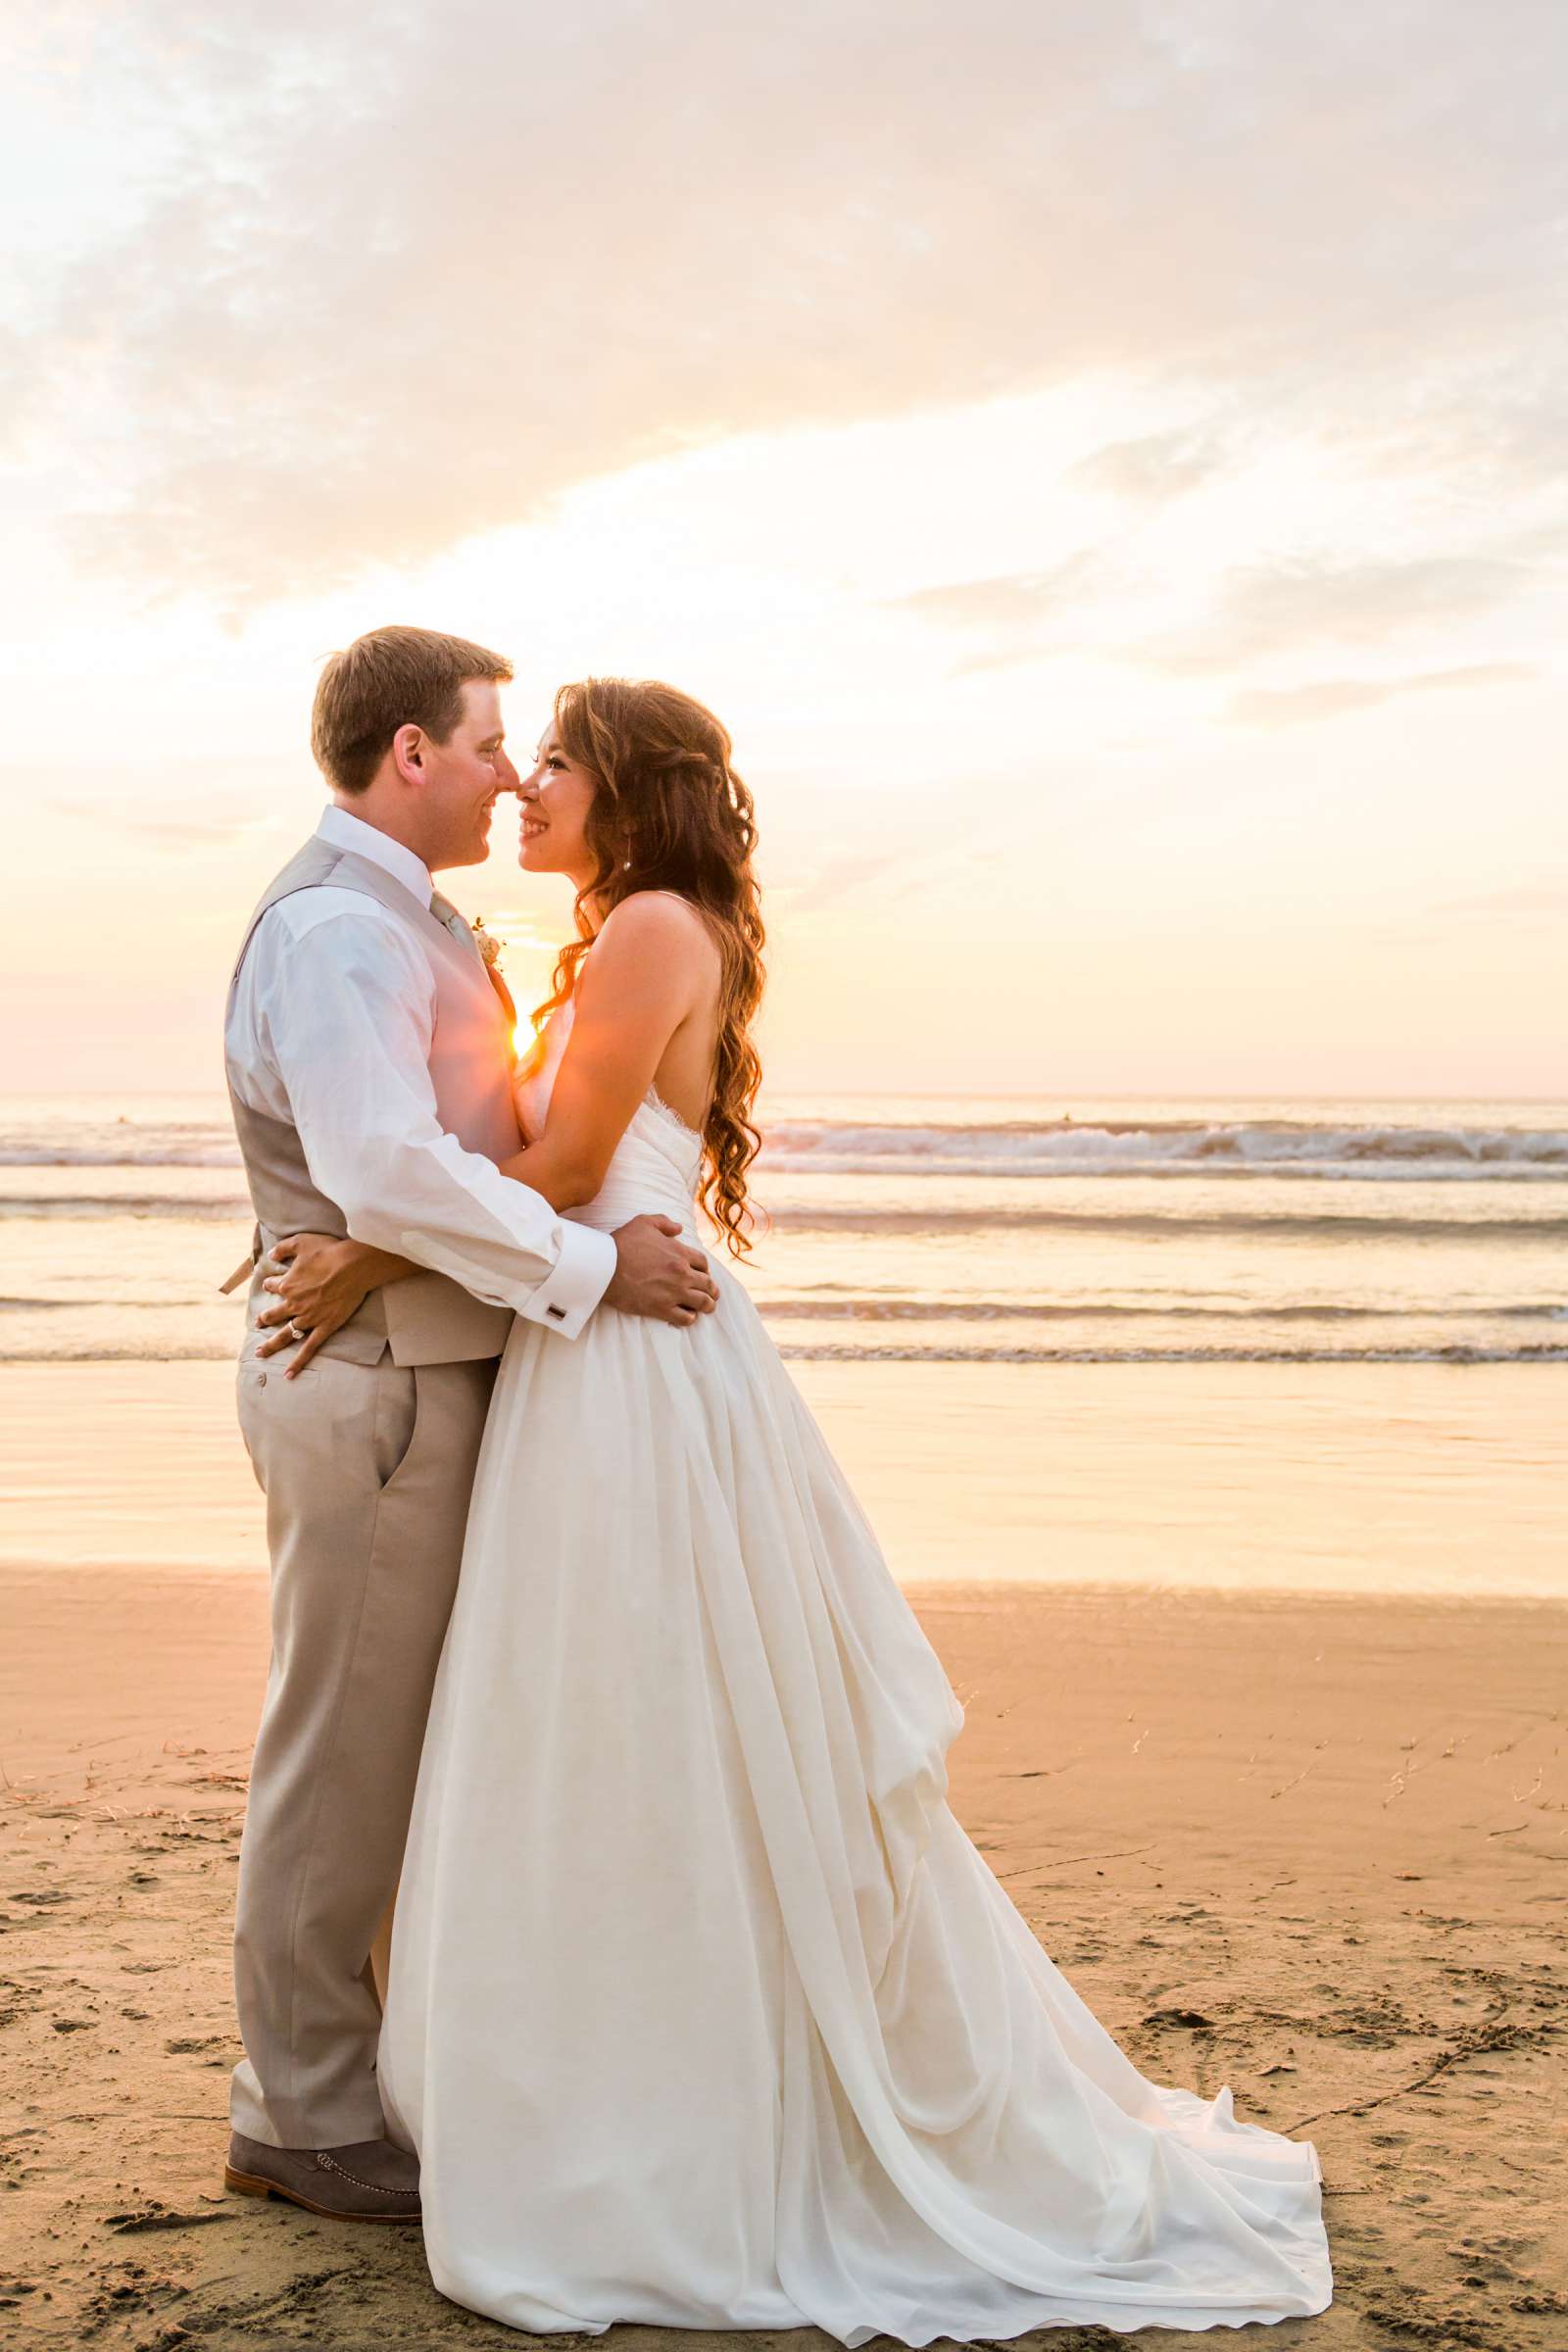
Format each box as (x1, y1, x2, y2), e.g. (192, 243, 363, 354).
(2, 1092, 1565, 1369)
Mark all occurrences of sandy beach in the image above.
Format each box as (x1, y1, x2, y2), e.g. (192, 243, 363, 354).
(4, 1544, 1565, 2350)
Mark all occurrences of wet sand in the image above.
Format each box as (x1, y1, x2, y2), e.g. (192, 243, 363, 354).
(3, 1357, 1565, 1597)
(3, 1562, 1565, 2350)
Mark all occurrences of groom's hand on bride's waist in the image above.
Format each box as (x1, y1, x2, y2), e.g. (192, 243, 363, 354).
(606, 1215, 718, 1327)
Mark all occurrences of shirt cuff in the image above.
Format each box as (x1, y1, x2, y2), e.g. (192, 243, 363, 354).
(516, 1220, 617, 1340)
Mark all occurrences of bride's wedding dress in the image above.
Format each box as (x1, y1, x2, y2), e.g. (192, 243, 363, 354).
(377, 1003, 1332, 2341)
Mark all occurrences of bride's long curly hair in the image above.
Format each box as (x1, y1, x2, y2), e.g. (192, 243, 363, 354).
(532, 677, 765, 1255)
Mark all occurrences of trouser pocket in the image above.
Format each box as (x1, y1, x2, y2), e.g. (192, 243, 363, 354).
(371, 1364, 419, 1492)
(238, 1354, 415, 1499)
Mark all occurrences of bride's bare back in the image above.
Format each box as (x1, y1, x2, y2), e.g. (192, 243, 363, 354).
(627, 890, 723, 1136)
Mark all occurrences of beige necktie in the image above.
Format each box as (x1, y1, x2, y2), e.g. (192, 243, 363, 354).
(430, 891, 517, 1032)
(429, 890, 484, 962)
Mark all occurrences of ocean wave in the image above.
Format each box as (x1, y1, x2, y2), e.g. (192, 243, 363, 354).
(777, 1343, 1568, 1366)
(755, 1298, 1568, 1324)
(0, 1195, 251, 1220)
(0, 1146, 242, 1169)
(4, 1298, 1563, 1342)
(2, 1339, 1562, 1368)
(765, 1204, 1568, 1241)
(4, 1190, 1567, 1246)
(0, 1344, 241, 1363)
(0, 1296, 219, 1312)
(759, 1118, 1568, 1178)
(772, 1159, 1568, 1185)
(4, 1112, 1567, 1180)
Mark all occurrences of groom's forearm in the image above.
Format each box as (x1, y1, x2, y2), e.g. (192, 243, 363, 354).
(270, 919, 615, 1337)
(329, 1124, 615, 1333)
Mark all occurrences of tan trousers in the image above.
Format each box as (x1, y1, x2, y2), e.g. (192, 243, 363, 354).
(230, 1344, 497, 2149)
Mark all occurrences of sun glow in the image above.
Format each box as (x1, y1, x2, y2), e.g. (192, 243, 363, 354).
(2, 283, 1563, 1101)
(511, 1014, 547, 1079)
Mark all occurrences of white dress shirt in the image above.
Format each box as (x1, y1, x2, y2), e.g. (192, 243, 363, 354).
(225, 805, 614, 1339)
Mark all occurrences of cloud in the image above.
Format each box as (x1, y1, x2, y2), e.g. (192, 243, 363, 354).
(1436, 880, 1568, 921)
(1065, 426, 1232, 503)
(49, 796, 290, 851)
(768, 851, 921, 916)
(1227, 662, 1538, 728)
(1142, 554, 1542, 675)
(1221, 558, 1532, 652)
(888, 547, 1548, 683)
(7, 2, 1568, 605)
(888, 553, 1103, 638)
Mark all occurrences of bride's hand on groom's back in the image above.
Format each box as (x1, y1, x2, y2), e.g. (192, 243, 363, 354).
(606, 1214, 719, 1328)
(255, 1231, 412, 1373)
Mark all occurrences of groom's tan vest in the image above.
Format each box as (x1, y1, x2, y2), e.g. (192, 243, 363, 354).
(226, 836, 520, 1368)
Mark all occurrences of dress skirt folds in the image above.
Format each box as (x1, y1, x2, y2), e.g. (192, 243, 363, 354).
(377, 1079, 1332, 2342)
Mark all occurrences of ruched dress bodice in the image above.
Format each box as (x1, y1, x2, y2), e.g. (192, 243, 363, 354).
(514, 998, 704, 1244)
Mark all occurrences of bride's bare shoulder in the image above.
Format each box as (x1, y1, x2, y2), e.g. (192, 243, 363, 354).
(596, 891, 720, 971)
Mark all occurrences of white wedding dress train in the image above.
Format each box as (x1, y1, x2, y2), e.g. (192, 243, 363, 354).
(377, 1005, 1332, 2341)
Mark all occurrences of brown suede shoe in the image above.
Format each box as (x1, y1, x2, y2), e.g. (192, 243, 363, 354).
(225, 2131, 421, 2223)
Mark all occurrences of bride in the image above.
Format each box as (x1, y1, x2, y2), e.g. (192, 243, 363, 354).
(267, 677, 1332, 2341)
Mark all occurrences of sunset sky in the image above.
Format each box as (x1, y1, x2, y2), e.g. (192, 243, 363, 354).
(4, 2, 1564, 1100)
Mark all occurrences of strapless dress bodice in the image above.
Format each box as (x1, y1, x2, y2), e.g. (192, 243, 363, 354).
(513, 1001, 704, 1244)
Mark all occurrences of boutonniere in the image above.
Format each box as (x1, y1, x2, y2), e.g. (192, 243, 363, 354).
(472, 917, 505, 970)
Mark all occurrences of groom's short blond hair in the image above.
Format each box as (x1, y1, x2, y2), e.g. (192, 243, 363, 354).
(313, 625, 514, 797)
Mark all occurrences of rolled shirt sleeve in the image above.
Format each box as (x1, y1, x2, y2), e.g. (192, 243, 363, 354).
(254, 902, 615, 1336)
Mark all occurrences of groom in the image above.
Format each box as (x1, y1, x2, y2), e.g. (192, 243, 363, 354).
(221, 625, 716, 2222)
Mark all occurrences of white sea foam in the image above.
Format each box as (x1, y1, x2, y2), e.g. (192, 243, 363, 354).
(778, 1342, 1568, 1366)
(758, 1119, 1568, 1179)
(3, 1111, 1567, 1180)
(3, 1339, 1565, 1368)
